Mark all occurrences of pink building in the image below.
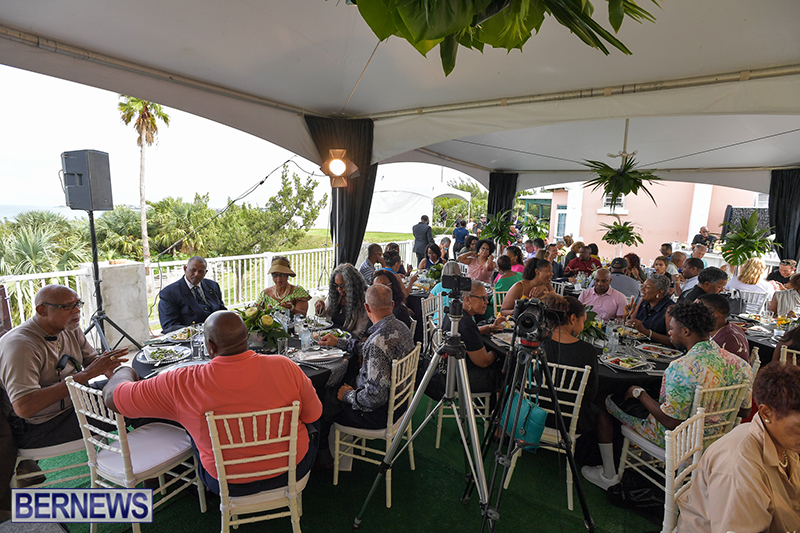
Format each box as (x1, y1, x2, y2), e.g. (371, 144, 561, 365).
(547, 181, 763, 266)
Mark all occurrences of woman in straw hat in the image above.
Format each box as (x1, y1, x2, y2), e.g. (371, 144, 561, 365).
(256, 256, 311, 316)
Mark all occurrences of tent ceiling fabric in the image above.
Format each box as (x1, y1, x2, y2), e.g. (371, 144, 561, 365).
(1, 0, 799, 192)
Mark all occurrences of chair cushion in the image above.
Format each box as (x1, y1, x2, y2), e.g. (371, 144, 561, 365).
(333, 417, 403, 440)
(18, 439, 86, 460)
(621, 425, 666, 461)
(226, 472, 310, 511)
(96, 423, 192, 478)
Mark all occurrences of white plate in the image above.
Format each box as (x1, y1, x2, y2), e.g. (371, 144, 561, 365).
(635, 343, 683, 359)
(600, 354, 651, 370)
(155, 326, 196, 343)
(160, 360, 208, 373)
(137, 345, 192, 364)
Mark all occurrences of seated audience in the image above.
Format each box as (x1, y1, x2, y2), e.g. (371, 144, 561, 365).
(458, 238, 497, 284)
(319, 285, 415, 439)
(439, 237, 452, 262)
(492, 256, 523, 309)
(725, 257, 776, 302)
(546, 244, 565, 279)
(0, 286, 127, 503)
(500, 259, 554, 316)
(660, 243, 673, 259)
(563, 240, 584, 267)
(441, 281, 505, 396)
(622, 274, 675, 346)
(768, 273, 800, 316)
(371, 269, 412, 328)
(504, 245, 525, 276)
(691, 226, 717, 248)
(767, 259, 797, 286)
(651, 255, 673, 287)
(681, 266, 729, 303)
(256, 256, 311, 316)
(104, 311, 322, 496)
(315, 263, 370, 337)
(384, 251, 418, 298)
(677, 362, 800, 532)
(667, 251, 686, 277)
(624, 252, 647, 283)
(428, 261, 463, 320)
(359, 243, 385, 285)
(676, 257, 705, 300)
(697, 293, 750, 362)
(691, 244, 709, 267)
(419, 243, 444, 271)
(542, 294, 598, 433)
(524, 240, 536, 260)
(159, 255, 227, 333)
(463, 235, 479, 257)
(584, 301, 753, 490)
(608, 257, 640, 300)
(587, 243, 600, 261)
(578, 268, 627, 321)
(564, 246, 602, 275)
(775, 322, 800, 356)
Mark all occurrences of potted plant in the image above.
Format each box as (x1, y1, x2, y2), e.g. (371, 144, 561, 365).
(600, 216, 643, 257)
(480, 210, 515, 253)
(522, 217, 548, 241)
(718, 211, 780, 268)
(584, 158, 661, 210)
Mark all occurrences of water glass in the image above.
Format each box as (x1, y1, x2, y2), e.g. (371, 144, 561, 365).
(277, 337, 288, 356)
(761, 310, 774, 325)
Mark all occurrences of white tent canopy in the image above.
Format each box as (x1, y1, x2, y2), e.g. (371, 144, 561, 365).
(364, 169, 471, 234)
(1, 0, 798, 193)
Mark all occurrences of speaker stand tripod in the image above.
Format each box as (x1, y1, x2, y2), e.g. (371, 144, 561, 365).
(82, 211, 142, 352)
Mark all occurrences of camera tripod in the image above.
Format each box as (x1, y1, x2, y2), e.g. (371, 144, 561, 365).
(353, 291, 490, 528)
(82, 210, 142, 352)
(463, 299, 596, 533)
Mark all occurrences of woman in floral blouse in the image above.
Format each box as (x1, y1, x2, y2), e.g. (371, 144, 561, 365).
(256, 256, 311, 316)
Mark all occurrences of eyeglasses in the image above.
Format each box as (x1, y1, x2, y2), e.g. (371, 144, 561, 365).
(469, 295, 490, 303)
(334, 283, 346, 290)
(271, 273, 289, 278)
(42, 301, 84, 311)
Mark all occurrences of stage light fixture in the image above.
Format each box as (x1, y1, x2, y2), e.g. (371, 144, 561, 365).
(320, 149, 358, 187)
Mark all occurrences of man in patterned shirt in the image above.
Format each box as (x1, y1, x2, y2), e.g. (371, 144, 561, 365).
(583, 300, 753, 490)
(321, 284, 415, 429)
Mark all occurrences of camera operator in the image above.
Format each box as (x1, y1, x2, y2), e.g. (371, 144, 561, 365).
(442, 280, 505, 397)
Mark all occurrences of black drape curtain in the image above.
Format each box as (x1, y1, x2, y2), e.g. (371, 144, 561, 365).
(768, 168, 800, 262)
(304, 116, 377, 266)
(487, 172, 518, 217)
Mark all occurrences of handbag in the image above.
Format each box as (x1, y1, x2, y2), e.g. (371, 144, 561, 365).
(503, 365, 548, 450)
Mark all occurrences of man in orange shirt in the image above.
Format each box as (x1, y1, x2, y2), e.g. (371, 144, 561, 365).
(104, 311, 322, 496)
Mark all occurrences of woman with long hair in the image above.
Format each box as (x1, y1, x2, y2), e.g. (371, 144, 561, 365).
(372, 269, 412, 328)
(419, 243, 444, 270)
(458, 238, 497, 284)
(500, 258, 553, 316)
(624, 252, 647, 283)
(768, 272, 800, 316)
(314, 263, 369, 337)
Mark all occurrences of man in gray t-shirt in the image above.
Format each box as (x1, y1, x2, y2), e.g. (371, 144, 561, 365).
(608, 257, 641, 300)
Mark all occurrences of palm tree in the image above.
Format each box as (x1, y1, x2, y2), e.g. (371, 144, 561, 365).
(118, 96, 170, 272)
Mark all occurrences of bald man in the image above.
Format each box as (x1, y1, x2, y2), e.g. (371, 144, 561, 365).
(0, 285, 126, 507)
(104, 311, 322, 496)
(667, 251, 686, 277)
(692, 226, 717, 248)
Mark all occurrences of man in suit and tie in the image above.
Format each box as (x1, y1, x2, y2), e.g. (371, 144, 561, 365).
(412, 215, 435, 265)
(158, 256, 226, 333)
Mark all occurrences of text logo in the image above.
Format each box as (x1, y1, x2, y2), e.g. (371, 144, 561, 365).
(13, 489, 152, 523)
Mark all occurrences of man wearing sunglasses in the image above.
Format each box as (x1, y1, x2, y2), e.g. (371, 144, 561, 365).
(0, 285, 127, 501)
(158, 255, 227, 333)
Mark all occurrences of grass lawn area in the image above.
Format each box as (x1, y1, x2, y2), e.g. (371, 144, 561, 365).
(281, 229, 413, 251)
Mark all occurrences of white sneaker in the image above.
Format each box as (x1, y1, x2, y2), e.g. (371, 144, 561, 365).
(581, 465, 620, 490)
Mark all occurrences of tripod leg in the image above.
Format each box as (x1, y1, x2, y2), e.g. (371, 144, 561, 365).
(100, 315, 143, 350)
(452, 358, 489, 506)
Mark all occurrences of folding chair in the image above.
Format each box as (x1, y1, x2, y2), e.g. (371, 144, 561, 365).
(333, 343, 421, 508)
(66, 377, 206, 533)
(750, 346, 761, 375)
(206, 402, 307, 533)
(617, 381, 750, 494)
(12, 439, 89, 488)
(502, 363, 592, 510)
(662, 408, 705, 533)
(780, 344, 799, 364)
(493, 290, 508, 316)
(434, 390, 492, 449)
(552, 281, 567, 296)
(408, 318, 417, 335)
(421, 294, 442, 352)
(736, 289, 767, 315)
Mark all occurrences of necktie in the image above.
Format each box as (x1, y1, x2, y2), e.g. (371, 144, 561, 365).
(192, 285, 213, 315)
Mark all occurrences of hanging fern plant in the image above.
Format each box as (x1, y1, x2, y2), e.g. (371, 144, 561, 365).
(481, 210, 515, 247)
(583, 157, 661, 209)
(600, 216, 643, 247)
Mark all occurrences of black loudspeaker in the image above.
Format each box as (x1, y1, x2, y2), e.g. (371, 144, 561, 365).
(60, 150, 113, 211)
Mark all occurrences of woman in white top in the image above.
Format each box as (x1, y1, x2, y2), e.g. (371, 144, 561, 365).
(768, 273, 800, 316)
(725, 257, 775, 301)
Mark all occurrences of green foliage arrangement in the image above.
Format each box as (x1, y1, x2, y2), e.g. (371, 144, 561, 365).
(354, 0, 659, 76)
(428, 262, 444, 281)
(522, 217, 548, 241)
(237, 305, 289, 350)
(480, 210, 515, 247)
(584, 158, 661, 210)
(433, 177, 488, 227)
(599, 216, 643, 247)
(718, 211, 780, 267)
(578, 307, 605, 342)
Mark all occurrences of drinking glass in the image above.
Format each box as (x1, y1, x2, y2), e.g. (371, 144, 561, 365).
(277, 337, 288, 356)
(761, 310, 774, 325)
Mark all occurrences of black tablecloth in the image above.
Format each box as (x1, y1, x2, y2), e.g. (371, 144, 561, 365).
(406, 291, 427, 345)
(745, 334, 777, 365)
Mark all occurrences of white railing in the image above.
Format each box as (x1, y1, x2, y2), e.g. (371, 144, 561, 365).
(0, 269, 91, 330)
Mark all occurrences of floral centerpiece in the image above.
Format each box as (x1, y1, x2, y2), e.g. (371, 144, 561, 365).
(236, 304, 289, 350)
(428, 262, 444, 282)
(578, 306, 605, 343)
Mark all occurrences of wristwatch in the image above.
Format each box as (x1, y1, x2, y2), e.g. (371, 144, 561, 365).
(632, 387, 645, 399)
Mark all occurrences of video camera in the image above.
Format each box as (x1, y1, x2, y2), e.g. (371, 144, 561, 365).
(511, 297, 551, 344)
(442, 273, 472, 293)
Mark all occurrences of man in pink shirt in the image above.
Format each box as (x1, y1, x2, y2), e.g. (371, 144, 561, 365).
(578, 269, 627, 321)
(103, 311, 322, 496)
